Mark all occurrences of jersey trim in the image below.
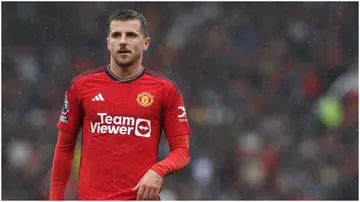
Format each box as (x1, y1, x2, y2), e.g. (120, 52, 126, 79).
(145, 69, 181, 97)
(67, 67, 106, 92)
(105, 65, 145, 83)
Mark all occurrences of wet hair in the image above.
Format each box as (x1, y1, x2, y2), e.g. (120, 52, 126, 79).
(107, 9, 148, 38)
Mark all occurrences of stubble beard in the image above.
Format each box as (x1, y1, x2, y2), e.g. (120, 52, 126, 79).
(112, 51, 142, 68)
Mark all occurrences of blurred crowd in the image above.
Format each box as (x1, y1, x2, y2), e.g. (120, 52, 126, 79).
(2, 2, 358, 200)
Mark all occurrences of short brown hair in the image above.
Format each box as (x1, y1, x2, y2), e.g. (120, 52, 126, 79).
(107, 9, 148, 38)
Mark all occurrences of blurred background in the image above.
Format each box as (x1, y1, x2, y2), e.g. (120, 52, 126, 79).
(2, 2, 358, 200)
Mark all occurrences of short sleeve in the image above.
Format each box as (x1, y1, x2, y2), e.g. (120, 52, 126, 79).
(57, 79, 84, 134)
(162, 83, 191, 138)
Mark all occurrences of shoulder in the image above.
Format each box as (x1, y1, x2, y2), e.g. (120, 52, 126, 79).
(67, 66, 106, 92)
(144, 68, 181, 97)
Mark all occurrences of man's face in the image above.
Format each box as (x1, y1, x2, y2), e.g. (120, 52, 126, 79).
(107, 20, 150, 67)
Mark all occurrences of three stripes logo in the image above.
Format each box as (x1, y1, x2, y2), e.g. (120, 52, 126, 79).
(92, 93, 105, 101)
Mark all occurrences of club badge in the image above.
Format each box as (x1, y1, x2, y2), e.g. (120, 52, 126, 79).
(136, 92, 154, 107)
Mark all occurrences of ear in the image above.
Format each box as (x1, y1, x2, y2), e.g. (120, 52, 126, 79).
(106, 37, 111, 51)
(143, 37, 150, 51)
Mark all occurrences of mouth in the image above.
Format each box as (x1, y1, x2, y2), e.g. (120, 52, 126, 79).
(117, 49, 131, 54)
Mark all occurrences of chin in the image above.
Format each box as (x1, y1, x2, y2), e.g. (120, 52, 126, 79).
(116, 60, 135, 67)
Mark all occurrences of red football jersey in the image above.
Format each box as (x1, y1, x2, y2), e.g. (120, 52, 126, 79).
(57, 65, 191, 200)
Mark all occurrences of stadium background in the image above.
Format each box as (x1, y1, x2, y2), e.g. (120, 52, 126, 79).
(2, 2, 358, 200)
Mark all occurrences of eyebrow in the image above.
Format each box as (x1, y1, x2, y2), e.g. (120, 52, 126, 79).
(111, 31, 139, 35)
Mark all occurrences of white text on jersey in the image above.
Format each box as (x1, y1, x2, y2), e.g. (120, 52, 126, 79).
(90, 113, 151, 137)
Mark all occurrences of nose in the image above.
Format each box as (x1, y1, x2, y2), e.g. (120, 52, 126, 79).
(119, 34, 127, 46)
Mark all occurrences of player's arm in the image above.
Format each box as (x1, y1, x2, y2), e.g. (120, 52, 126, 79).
(50, 79, 84, 200)
(151, 83, 192, 177)
(133, 83, 191, 200)
(133, 135, 190, 200)
(150, 132, 190, 177)
(50, 129, 78, 200)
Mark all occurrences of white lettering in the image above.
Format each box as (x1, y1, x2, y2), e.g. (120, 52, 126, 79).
(113, 116, 121, 125)
(119, 126, 128, 135)
(100, 125, 107, 133)
(179, 118, 188, 123)
(105, 116, 112, 124)
(108, 125, 120, 134)
(98, 113, 107, 124)
(123, 117, 135, 126)
(127, 127, 134, 135)
(90, 122, 98, 133)
(90, 114, 150, 137)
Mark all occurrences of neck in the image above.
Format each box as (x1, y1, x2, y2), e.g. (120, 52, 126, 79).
(109, 58, 143, 80)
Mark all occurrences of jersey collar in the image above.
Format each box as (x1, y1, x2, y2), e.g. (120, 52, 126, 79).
(105, 65, 145, 83)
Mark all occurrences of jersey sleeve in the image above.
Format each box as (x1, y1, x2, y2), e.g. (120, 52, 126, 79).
(57, 79, 84, 134)
(162, 82, 191, 137)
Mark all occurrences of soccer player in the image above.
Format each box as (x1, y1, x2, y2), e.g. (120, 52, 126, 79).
(50, 9, 191, 200)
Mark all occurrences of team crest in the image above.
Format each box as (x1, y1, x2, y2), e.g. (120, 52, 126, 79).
(136, 92, 154, 107)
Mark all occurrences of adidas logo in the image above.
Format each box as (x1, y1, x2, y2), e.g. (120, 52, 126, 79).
(92, 93, 105, 101)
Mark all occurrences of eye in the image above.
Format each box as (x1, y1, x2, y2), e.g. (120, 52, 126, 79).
(127, 33, 137, 38)
(112, 32, 121, 38)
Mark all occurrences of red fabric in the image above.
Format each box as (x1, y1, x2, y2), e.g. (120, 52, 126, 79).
(50, 131, 190, 200)
(52, 66, 191, 200)
(50, 130, 78, 200)
(151, 135, 190, 178)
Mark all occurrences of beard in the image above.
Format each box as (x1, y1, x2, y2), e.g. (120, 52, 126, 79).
(112, 51, 142, 67)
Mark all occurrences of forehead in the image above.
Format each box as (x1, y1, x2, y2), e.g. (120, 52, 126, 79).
(109, 20, 142, 34)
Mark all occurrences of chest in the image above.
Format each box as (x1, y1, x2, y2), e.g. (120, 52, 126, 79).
(81, 80, 164, 121)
